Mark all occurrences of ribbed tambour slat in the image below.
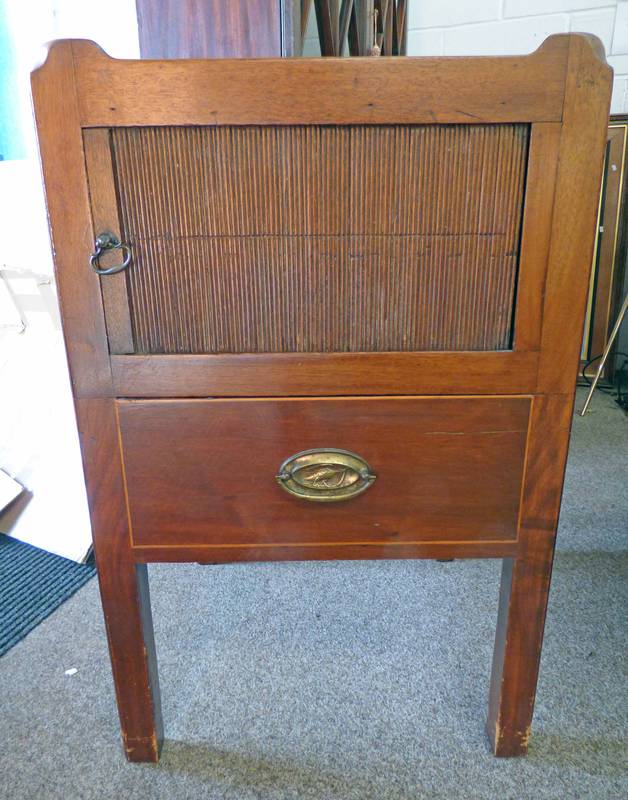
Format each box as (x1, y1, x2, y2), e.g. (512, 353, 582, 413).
(111, 124, 529, 354)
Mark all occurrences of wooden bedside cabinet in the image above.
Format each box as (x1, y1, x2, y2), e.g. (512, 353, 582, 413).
(31, 34, 611, 762)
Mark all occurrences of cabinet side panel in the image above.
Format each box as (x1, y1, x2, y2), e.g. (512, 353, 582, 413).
(31, 42, 112, 397)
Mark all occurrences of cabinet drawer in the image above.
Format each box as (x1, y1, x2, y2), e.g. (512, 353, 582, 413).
(117, 396, 530, 550)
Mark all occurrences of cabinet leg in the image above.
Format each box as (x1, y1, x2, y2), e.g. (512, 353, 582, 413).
(486, 547, 554, 756)
(96, 556, 163, 762)
(75, 398, 163, 762)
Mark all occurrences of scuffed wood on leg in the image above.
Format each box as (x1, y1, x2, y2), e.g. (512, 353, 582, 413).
(488, 36, 612, 756)
(96, 558, 163, 762)
(76, 398, 163, 762)
(487, 550, 554, 756)
(487, 394, 573, 756)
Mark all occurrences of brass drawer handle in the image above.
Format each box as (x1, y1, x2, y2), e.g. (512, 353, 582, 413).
(276, 448, 376, 502)
(90, 231, 132, 275)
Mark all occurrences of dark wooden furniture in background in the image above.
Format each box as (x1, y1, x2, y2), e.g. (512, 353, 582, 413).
(32, 35, 611, 762)
(582, 119, 628, 379)
(135, 0, 302, 57)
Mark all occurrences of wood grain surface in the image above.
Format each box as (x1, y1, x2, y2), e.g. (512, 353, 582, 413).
(487, 393, 574, 756)
(110, 350, 539, 397)
(536, 35, 613, 393)
(117, 396, 531, 548)
(75, 398, 163, 762)
(71, 36, 568, 127)
(30, 41, 112, 398)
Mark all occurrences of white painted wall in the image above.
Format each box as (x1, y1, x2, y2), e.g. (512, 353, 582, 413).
(0, 0, 140, 562)
(303, 1, 628, 113)
(0, 0, 140, 280)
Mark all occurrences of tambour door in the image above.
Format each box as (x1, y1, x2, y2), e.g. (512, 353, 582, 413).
(73, 40, 577, 400)
(86, 123, 530, 358)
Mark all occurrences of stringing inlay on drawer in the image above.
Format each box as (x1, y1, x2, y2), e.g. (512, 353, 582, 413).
(117, 396, 531, 549)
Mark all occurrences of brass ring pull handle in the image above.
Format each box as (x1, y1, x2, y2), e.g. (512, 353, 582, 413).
(276, 448, 376, 502)
(90, 232, 132, 275)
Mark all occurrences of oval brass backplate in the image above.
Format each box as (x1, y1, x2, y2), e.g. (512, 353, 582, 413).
(275, 449, 376, 502)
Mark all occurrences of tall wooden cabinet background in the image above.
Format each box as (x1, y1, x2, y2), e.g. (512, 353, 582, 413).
(135, 0, 300, 58)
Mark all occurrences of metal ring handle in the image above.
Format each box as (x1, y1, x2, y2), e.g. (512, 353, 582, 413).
(90, 232, 132, 276)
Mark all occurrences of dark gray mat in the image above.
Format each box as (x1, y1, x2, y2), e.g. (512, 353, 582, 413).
(0, 535, 95, 657)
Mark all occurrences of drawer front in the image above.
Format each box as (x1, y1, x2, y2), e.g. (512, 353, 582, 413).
(117, 396, 530, 549)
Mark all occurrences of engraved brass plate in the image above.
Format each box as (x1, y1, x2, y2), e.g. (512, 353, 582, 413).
(276, 449, 376, 502)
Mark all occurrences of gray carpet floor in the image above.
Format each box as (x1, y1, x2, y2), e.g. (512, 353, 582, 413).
(0, 389, 626, 799)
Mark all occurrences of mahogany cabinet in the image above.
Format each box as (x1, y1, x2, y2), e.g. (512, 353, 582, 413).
(31, 35, 612, 761)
